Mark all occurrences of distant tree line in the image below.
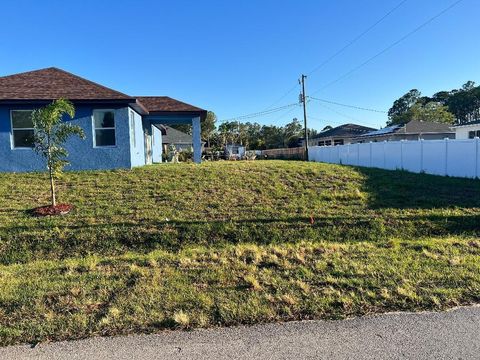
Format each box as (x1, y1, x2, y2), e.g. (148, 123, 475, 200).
(213, 118, 317, 150)
(388, 81, 480, 126)
(173, 115, 318, 151)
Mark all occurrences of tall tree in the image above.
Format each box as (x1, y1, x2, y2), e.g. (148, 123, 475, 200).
(202, 111, 217, 147)
(32, 99, 85, 207)
(389, 81, 480, 126)
(283, 118, 303, 147)
(217, 121, 238, 145)
(446, 82, 480, 124)
(409, 102, 455, 124)
(387, 89, 421, 125)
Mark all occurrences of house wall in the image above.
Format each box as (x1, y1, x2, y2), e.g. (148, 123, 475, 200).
(455, 125, 480, 139)
(152, 125, 163, 163)
(307, 136, 353, 147)
(0, 104, 133, 172)
(353, 133, 455, 143)
(129, 107, 146, 167)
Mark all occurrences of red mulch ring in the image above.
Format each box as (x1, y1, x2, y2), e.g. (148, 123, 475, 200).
(31, 204, 74, 217)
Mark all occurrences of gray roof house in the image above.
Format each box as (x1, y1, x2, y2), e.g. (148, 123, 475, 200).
(353, 120, 455, 143)
(162, 125, 205, 152)
(307, 123, 377, 146)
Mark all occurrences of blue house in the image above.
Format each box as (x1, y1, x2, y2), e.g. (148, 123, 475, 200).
(0, 67, 206, 172)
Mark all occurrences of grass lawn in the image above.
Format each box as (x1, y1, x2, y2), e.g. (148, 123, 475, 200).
(0, 160, 479, 345)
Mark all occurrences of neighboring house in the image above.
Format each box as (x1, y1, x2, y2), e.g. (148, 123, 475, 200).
(0, 68, 206, 172)
(354, 120, 455, 143)
(306, 123, 376, 147)
(452, 120, 480, 139)
(224, 144, 246, 160)
(162, 125, 205, 153)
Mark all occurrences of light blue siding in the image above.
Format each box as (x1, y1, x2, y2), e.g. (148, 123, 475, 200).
(129, 107, 146, 167)
(0, 104, 133, 172)
(0, 103, 204, 172)
(152, 125, 163, 163)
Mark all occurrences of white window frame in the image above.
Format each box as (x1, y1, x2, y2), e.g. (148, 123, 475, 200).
(92, 109, 117, 148)
(10, 109, 35, 150)
(130, 110, 136, 148)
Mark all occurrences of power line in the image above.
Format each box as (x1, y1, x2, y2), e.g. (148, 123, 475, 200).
(309, 115, 378, 128)
(263, 83, 300, 111)
(308, 96, 387, 113)
(219, 1, 408, 124)
(319, 102, 361, 122)
(310, 0, 464, 96)
(313, 102, 383, 127)
(219, 103, 300, 123)
(261, 1, 407, 113)
(307, 0, 408, 76)
(275, 105, 301, 122)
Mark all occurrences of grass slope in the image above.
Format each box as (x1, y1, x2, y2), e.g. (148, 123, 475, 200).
(0, 161, 479, 345)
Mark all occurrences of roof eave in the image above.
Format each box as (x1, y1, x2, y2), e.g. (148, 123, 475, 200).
(146, 110, 207, 121)
(0, 98, 136, 104)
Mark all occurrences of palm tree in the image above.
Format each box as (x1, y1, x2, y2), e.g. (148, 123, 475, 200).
(32, 99, 85, 207)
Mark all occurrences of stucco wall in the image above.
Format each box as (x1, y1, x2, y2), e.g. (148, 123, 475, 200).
(152, 125, 163, 163)
(455, 125, 480, 139)
(0, 104, 134, 172)
(129, 107, 146, 167)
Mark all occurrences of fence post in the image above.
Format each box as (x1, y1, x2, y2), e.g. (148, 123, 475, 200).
(383, 141, 387, 169)
(420, 139, 424, 173)
(369, 142, 372, 167)
(357, 143, 360, 166)
(444, 138, 449, 176)
(400, 141, 404, 170)
(476, 137, 479, 179)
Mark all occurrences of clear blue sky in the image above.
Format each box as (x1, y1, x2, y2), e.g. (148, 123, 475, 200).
(0, 0, 478, 130)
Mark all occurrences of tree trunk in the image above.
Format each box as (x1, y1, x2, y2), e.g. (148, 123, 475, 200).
(47, 132, 55, 207)
(49, 166, 56, 207)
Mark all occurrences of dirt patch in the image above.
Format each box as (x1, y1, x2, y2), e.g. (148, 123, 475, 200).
(31, 204, 73, 217)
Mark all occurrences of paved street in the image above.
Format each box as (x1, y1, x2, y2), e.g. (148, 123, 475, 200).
(1, 306, 479, 360)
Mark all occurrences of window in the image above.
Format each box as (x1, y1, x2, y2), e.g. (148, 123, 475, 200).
(93, 110, 116, 147)
(325, 140, 332, 146)
(470, 130, 480, 139)
(11, 110, 34, 148)
(130, 110, 136, 147)
(318, 141, 325, 146)
(334, 139, 344, 146)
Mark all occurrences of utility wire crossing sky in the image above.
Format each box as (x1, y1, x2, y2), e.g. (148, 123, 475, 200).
(0, 0, 477, 130)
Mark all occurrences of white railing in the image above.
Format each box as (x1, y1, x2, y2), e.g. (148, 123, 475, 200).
(309, 138, 480, 179)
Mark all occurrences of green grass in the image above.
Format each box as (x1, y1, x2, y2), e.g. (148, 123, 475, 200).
(0, 161, 479, 345)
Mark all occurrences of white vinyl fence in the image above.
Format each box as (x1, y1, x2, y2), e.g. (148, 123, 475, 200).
(309, 138, 480, 179)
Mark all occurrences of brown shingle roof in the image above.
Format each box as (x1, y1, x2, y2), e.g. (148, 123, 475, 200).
(0, 67, 135, 101)
(0, 68, 207, 117)
(136, 96, 205, 113)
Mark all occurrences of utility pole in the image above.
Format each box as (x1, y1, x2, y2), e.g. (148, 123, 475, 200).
(300, 74, 309, 161)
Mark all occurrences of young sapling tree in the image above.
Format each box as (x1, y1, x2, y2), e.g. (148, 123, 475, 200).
(32, 99, 85, 211)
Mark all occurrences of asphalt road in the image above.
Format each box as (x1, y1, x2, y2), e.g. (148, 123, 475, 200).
(1, 306, 479, 360)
